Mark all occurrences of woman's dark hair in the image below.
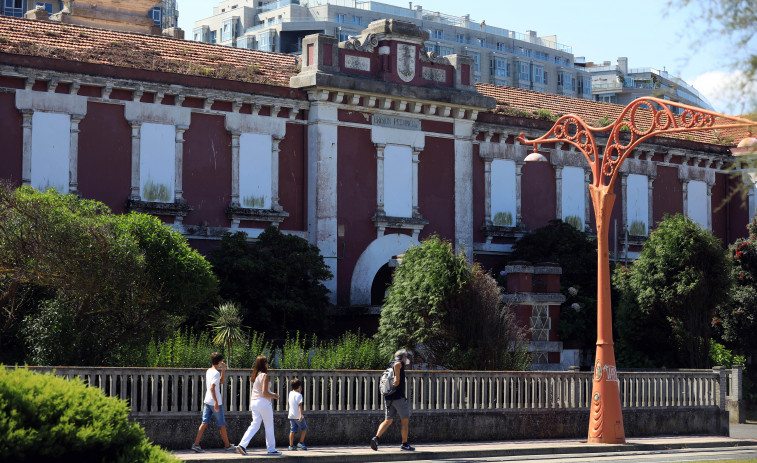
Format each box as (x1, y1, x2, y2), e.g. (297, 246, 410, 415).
(251, 355, 268, 382)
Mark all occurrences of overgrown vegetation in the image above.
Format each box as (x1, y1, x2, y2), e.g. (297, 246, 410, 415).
(0, 367, 175, 461)
(377, 236, 530, 370)
(0, 184, 217, 365)
(103, 329, 382, 370)
(209, 228, 333, 340)
(613, 214, 731, 368)
(509, 220, 599, 353)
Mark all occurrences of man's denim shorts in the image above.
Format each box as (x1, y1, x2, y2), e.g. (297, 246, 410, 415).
(201, 403, 227, 426)
(289, 417, 308, 433)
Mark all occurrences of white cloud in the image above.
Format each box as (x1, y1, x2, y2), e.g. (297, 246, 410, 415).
(691, 70, 756, 115)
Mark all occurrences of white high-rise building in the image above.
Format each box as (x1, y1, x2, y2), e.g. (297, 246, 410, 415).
(192, 0, 593, 100)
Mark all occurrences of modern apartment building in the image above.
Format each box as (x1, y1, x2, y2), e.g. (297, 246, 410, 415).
(1, 0, 177, 30)
(192, 0, 593, 100)
(583, 56, 714, 112)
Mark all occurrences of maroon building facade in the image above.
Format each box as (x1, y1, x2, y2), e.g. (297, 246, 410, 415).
(0, 16, 750, 368)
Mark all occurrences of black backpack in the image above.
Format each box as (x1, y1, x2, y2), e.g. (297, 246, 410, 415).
(379, 362, 397, 396)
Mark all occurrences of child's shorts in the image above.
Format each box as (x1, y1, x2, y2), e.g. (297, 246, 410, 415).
(201, 403, 227, 426)
(289, 417, 308, 433)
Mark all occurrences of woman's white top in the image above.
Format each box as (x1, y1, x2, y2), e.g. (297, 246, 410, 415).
(251, 372, 270, 401)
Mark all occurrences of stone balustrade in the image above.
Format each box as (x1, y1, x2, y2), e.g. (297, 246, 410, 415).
(21, 366, 734, 416)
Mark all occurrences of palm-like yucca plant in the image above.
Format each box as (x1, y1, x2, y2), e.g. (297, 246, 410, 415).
(208, 302, 246, 367)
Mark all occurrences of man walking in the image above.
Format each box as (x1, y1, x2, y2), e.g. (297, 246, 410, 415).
(370, 349, 414, 451)
(191, 352, 236, 453)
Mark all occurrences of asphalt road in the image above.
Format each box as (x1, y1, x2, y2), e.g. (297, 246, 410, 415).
(388, 446, 757, 463)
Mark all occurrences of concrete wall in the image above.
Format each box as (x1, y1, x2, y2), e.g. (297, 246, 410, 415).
(139, 407, 728, 450)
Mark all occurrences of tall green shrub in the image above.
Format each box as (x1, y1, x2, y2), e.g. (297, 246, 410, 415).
(614, 214, 730, 368)
(0, 367, 175, 462)
(377, 235, 529, 370)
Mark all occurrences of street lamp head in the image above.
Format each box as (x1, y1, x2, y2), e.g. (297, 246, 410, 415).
(524, 150, 548, 163)
(732, 136, 757, 156)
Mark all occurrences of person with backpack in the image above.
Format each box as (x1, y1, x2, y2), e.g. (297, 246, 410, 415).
(370, 349, 414, 452)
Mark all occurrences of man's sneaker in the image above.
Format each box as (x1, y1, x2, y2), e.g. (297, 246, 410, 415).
(224, 445, 237, 452)
(266, 450, 282, 455)
(236, 445, 248, 456)
(370, 436, 379, 451)
(287, 446, 298, 451)
(400, 443, 415, 451)
(297, 442, 308, 450)
(190, 444, 203, 453)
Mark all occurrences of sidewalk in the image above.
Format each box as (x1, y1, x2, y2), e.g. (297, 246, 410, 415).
(174, 433, 757, 462)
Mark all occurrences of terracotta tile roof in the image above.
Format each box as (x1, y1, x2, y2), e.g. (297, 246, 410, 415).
(0, 16, 298, 86)
(476, 83, 753, 147)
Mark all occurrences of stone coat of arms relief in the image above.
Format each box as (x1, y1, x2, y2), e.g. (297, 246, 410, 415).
(397, 43, 416, 82)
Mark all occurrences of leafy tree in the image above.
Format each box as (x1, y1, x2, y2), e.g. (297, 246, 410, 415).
(209, 302, 246, 367)
(209, 227, 333, 339)
(714, 215, 757, 361)
(0, 184, 217, 365)
(377, 235, 530, 370)
(613, 214, 730, 368)
(509, 219, 598, 352)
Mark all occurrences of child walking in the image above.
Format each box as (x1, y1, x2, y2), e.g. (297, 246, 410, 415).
(287, 378, 308, 451)
(191, 352, 236, 453)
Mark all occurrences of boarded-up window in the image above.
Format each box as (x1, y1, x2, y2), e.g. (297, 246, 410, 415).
(384, 144, 412, 218)
(561, 166, 585, 230)
(140, 122, 175, 203)
(688, 180, 708, 229)
(491, 159, 516, 226)
(627, 174, 648, 236)
(31, 111, 70, 193)
(239, 132, 272, 209)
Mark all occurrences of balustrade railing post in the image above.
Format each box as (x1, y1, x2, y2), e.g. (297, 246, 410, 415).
(712, 366, 726, 411)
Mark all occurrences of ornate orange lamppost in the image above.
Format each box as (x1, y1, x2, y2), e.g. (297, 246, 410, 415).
(517, 97, 755, 444)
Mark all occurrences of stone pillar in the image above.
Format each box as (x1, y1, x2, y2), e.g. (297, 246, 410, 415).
(68, 114, 84, 195)
(648, 176, 655, 235)
(483, 159, 492, 224)
(454, 119, 475, 260)
(515, 161, 524, 227)
(307, 94, 339, 304)
(271, 137, 282, 212)
(554, 165, 563, 220)
(584, 169, 591, 232)
(412, 148, 421, 218)
(621, 173, 628, 233)
(174, 125, 187, 201)
(375, 143, 385, 215)
(706, 183, 713, 231)
(727, 365, 745, 423)
(681, 179, 689, 219)
(230, 132, 241, 207)
(20, 109, 33, 187)
(129, 121, 142, 200)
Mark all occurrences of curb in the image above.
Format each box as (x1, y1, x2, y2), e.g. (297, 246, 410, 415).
(176, 439, 757, 462)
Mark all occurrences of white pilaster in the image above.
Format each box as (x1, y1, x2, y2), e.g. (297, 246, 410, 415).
(271, 137, 282, 212)
(484, 159, 492, 223)
(375, 143, 386, 215)
(307, 99, 339, 304)
(516, 161, 524, 227)
(621, 173, 628, 233)
(554, 165, 563, 221)
(20, 109, 33, 186)
(129, 121, 142, 200)
(648, 176, 655, 235)
(454, 119, 475, 260)
(412, 148, 421, 217)
(174, 125, 187, 201)
(230, 132, 241, 207)
(69, 115, 84, 195)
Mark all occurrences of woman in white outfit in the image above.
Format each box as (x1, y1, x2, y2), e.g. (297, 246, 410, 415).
(237, 355, 281, 455)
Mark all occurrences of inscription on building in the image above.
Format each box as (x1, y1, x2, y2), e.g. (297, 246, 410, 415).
(344, 55, 371, 71)
(373, 114, 421, 131)
(422, 67, 447, 82)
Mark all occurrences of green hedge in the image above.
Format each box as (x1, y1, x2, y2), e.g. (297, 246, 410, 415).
(0, 367, 175, 462)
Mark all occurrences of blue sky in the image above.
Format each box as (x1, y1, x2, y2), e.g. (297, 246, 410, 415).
(177, 0, 749, 114)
